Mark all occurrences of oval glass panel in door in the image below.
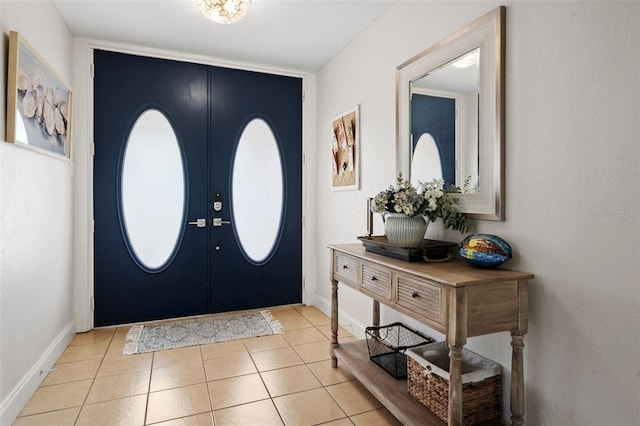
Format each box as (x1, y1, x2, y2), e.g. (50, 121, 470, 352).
(120, 109, 185, 272)
(411, 132, 443, 184)
(232, 118, 284, 265)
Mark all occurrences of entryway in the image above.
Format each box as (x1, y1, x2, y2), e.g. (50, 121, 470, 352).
(93, 50, 302, 326)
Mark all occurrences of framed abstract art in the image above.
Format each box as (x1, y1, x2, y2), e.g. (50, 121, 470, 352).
(331, 105, 359, 191)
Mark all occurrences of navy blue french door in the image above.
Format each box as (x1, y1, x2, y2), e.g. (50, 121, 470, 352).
(208, 67, 302, 313)
(411, 94, 456, 186)
(93, 50, 302, 326)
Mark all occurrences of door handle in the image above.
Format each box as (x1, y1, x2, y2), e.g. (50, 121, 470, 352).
(212, 218, 231, 227)
(188, 218, 207, 228)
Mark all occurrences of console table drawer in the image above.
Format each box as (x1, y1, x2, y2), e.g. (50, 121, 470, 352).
(334, 252, 358, 285)
(361, 263, 392, 300)
(396, 274, 446, 326)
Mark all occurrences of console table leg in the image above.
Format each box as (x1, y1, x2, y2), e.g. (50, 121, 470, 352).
(330, 278, 339, 368)
(511, 333, 525, 425)
(448, 344, 464, 426)
(372, 300, 380, 327)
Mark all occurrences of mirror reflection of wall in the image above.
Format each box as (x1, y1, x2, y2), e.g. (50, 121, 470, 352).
(410, 48, 480, 191)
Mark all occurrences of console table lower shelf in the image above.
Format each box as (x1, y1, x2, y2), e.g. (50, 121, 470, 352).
(333, 340, 504, 426)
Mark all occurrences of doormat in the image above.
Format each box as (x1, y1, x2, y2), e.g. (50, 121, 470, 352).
(123, 310, 282, 355)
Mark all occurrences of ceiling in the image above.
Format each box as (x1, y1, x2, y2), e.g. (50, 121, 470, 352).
(51, 0, 396, 72)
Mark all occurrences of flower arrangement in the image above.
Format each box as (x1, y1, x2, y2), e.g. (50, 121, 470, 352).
(371, 174, 473, 233)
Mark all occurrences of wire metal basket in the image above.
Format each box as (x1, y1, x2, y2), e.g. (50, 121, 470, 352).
(365, 322, 434, 379)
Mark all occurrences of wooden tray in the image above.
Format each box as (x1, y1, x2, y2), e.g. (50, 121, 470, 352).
(357, 235, 457, 262)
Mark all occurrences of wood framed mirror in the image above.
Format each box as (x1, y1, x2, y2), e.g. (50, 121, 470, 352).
(396, 6, 505, 220)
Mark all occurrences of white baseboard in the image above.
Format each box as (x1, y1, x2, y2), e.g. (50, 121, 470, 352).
(0, 321, 75, 426)
(313, 294, 367, 340)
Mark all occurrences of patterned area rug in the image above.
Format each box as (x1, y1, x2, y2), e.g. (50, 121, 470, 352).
(123, 310, 282, 355)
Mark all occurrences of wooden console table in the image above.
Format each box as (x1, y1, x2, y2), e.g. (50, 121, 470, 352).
(328, 243, 534, 426)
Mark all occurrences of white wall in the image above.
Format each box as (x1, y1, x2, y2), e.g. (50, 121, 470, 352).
(0, 1, 76, 423)
(311, 1, 639, 425)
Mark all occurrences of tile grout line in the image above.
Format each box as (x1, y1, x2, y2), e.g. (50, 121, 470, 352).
(309, 323, 351, 426)
(142, 340, 155, 426)
(298, 312, 351, 425)
(198, 344, 216, 425)
(73, 329, 116, 426)
(244, 337, 288, 426)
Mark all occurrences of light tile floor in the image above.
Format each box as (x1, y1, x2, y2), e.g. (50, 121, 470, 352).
(13, 306, 402, 426)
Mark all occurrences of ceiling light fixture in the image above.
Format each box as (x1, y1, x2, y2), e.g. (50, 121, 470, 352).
(196, 0, 251, 24)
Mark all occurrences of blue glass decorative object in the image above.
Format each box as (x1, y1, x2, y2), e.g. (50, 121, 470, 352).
(459, 234, 512, 268)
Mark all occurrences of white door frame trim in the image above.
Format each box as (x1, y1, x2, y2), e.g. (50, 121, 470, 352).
(72, 38, 313, 331)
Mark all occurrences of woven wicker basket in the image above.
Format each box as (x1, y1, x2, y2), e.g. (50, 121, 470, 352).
(407, 342, 502, 426)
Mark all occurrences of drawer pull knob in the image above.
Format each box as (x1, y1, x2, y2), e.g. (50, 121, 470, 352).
(371, 276, 377, 281)
(343, 265, 348, 269)
(412, 291, 419, 298)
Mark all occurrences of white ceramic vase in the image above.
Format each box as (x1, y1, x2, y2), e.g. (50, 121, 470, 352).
(384, 213, 429, 247)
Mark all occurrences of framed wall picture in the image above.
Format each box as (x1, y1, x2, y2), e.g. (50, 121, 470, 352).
(6, 31, 73, 159)
(331, 105, 359, 190)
